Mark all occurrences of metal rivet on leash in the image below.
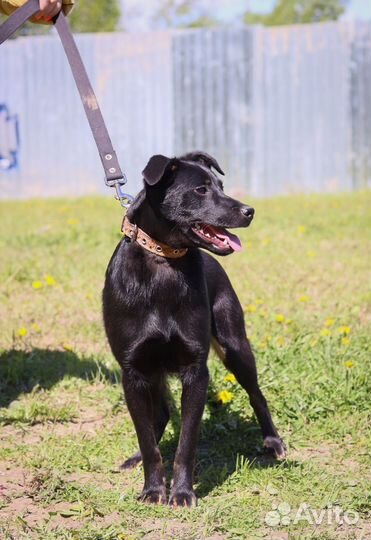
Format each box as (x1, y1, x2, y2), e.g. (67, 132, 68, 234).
(105, 154, 112, 160)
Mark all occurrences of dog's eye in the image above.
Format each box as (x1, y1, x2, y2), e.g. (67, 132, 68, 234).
(195, 186, 208, 195)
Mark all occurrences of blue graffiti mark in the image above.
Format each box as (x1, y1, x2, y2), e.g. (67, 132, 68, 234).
(0, 104, 20, 171)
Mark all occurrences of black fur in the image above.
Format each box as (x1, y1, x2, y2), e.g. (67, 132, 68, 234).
(103, 151, 285, 507)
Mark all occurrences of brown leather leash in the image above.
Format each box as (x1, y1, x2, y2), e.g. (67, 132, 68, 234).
(0, 0, 133, 208)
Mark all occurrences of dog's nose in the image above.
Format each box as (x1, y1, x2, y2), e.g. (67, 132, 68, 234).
(241, 206, 255, 220)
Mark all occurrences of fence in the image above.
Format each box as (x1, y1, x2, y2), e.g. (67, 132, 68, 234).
(0, 21, 370, 199)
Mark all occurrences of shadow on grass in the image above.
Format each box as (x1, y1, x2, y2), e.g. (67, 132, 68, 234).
(160, 383, 297, 499)
(0, 348, 120, 408)
(0, 348, 296, 498)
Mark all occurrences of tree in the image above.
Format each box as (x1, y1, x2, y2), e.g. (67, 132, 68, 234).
(154, 0, 217, 29)
(244, 0, 347, 26)
(69, 0, 121, 33)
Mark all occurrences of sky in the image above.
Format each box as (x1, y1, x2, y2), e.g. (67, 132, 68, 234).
(121, 0, 371, 30)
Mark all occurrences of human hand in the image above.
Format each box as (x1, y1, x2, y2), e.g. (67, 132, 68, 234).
(36, 0, 62, 22)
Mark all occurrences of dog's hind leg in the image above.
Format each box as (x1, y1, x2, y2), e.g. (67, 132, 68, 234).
(120, 380, 170, 471)
(210, 280, 286, 459)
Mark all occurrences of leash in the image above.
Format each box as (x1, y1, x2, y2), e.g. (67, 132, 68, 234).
(0, 0, 133, 208)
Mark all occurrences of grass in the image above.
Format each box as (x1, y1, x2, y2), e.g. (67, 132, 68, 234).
(0, 191, 370, 540)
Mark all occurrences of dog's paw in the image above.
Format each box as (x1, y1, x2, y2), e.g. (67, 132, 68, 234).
(138, 486, 167, 505)
(169, 489, 197, 508)
(119, 451, 142, 471)
(263, 436, 287, 460)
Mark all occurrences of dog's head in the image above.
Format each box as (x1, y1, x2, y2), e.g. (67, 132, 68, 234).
(134, 151, 254, 256)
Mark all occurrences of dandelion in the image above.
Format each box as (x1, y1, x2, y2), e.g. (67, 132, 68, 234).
(337, 326, 351, 335)
(224, 373, 237, 383)
(17, 327, 28, 338)
(344, 361, 354, 369)
(45, 275, 56, 286)
(299, 295, 310, 303)
(307, 250, 316, 258)
(63, 343, 73, 352)
(275, 314, 285, 323)
(246, 304, 257, 313)
(67, 218, 78, 226)
(297, 225, 306, 234)
(32, 280, 43, 290)
(258, 341, 267, 350)
(261, 238, 270, 246)
(341, 337, 350, 346)
(216, 390, 233, 404)
(31, 323, 41, 333)
(320, 328, 331, 337)
(286, 318, 293, 325)
(275, 336, 285, 347)
(324, 318, 335, 327)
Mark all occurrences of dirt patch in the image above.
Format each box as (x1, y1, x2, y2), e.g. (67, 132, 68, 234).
(0, 409, 114, 447)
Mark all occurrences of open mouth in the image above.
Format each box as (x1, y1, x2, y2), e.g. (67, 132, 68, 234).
(191, 223, 242, 252)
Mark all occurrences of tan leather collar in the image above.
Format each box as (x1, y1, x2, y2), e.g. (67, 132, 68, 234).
(122, 216, 188, 259)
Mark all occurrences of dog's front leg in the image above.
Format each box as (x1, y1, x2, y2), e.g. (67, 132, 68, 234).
(122, 374, 166, 504)
(169, 364, 209, 507)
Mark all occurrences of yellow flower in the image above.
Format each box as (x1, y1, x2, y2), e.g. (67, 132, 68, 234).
(258, 341, 267, 350)
(45, 275, 56, 286)
(31, 323, 41, 333)
(344, 361, 354, 369)
(67, 218, 78, 226)
(341, 337, 350, 346)
(324, 318, 335, 327)
(63, 343, 73, 352)
(275, 314, 285, 323)
(256, 298, 264, 305)
(337, 326, 351, 335)
(275, 336, 285, 347)
(320, 328, 331, 337)
(17, 327, 28, 338)
(307, 250, 316, 258)
(297, 225, 306, 234)
(246, 304, 257, 313)
(286, 318, 293, 325)
(216, 390, 233, 404)
(224, 373, 237, 383)
(261, 238, 270, 246)
(299, 295, 310, 303)
(32, 281, 43, 290)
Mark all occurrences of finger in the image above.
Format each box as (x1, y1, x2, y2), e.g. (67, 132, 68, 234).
(39, 0, 61, 18)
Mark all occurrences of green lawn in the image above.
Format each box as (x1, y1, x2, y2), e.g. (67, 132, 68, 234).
(0, 192, 370, 540)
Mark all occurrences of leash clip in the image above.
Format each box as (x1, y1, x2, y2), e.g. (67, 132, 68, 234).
(104, 175, 134, 209)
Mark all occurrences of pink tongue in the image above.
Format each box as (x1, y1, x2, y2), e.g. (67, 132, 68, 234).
(208, 226, 242, 252)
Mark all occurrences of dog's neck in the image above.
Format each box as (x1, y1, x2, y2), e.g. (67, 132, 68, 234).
(124, 196, 188, 259)
(132, 197, 171, 243)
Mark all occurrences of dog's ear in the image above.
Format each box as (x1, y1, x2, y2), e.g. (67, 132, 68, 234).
(181, 151, 225, 176)
(142, 154, 176, 186)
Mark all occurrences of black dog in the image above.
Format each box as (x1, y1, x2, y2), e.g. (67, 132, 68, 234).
(103, 152, 285, 507)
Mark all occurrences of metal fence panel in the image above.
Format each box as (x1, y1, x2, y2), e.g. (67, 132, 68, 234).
(0, 22, 370, 199)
